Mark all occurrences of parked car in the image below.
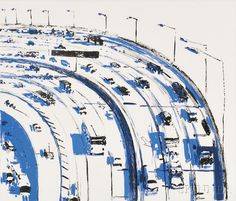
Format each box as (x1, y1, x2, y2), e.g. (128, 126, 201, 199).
(55, 44, 66, 49)
(145, 172, 159, 195)
(103, 77, 115, 85)
(110, 62, 121, 68)
(159, 111, 172, 126)
(90, 136, 106, 145)
(201, 119, 211, 135)
(116, 86, 130, 96)
(146, 62, 163, 74)
(170, 167, 184, 189)
(171, 82, 188, 102)
(89, 145, 105, 156)
(199, 150, 214, 166)
(135, 77, 150, 89)
(86, 35, 103, 45)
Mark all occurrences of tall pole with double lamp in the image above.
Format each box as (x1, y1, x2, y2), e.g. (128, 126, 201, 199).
(42, 10, 50, 26)
(11, 8, 18, 25)
(67, 10, 75, 28)
(98, 12, 107, 31)
(158, 23, 176, 63)
(27, 9, 33, 26)
(126, 16, 138, 43)
(180, 37, 208, 96)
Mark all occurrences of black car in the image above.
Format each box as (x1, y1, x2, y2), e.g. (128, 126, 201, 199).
(86, 35, 103, 45)
(116, 86, 130, 96)
(159, 111, 172, 126)
(135, 77, 150, 89)
(171, 82, 188, 102)
(103, 77, 115, 85)
(201, 119, 211, 135)
(199, 151, 214, 166)
(20, 185, 31, 193)
(90, 136, 106, 145)
(146, 62, 163, 74)
(56, 44, 66, 49)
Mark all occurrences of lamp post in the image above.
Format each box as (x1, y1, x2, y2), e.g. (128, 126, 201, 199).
(1, 9, 7, 25)
(67, 10, 75, 28)
(98, 12, 107, 31)
(186, 46, 226, 147)
(158, 23, 176, 63)
(27, 9, 33, 26)
(180, 37, 208, 95)
(11, 8, 18, 25)
(126, 16, 138, 43)
(42, 10, 50, 26)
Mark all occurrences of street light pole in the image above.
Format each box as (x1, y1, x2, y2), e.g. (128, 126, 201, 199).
(11, 8, 18, 25)
(98, 12, 107, 31)
(188, 46, 226, 147)
(67, 10, 75, 28)
(1, 9, 7, 25)
(27, 9, 33, 26)
(42, 10, 50, 26)
(180, 37, 208, 95)
(127, 16, 138, 43)
(158, 23, 176, 63)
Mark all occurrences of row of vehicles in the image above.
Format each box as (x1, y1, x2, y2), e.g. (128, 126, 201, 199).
(32, 90, 56, 105)
(81, 123, 106, 156)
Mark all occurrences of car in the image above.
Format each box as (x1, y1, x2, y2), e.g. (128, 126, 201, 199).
(146, 180, 158, 193)
(6, 172, 14, 183)
(135, 77, 150, 89)
(103, 77, 115, 85)
(170, 167, 184, 189)
(27, 40, 35, 46)
(4, 141, 15, 151)
(20, 185, 31, 194)
(110, 62, 121, 68)
(116, 86, 130, 96)
(18, 175, 31, 195)
(171, 82, 188, 102)
(56, 44, 66, 49)
(59, 80, 72, 93)
(187, 112, 198, 122)
(159, 111, 172, 126)
(32, 123, 42, 132)
(199, 151, 214, 166)
(34, 90, 56, 105)
(89, 145, 105, 156)
(146, 62, 163, 74)
(25, 51, 39, 58)
(86, 35, 103, 45)
(145, 172, 159, 195)
(201, 119, 211, 135)
(29, 64, 40, 72)
(90, 136, 106, 145)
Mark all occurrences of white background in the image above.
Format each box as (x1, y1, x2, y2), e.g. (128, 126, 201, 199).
(0, 0, 235, 200)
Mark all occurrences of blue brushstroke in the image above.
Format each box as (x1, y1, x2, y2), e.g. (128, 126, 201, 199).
(0, 110, 38, 201)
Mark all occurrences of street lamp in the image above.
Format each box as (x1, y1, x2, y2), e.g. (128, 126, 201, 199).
(11, 8, 18, 25)
(186, 46, 226, 147)
(42, 10, 50, 26)
(27, 9, 33, 26)
(67, 10, 75, 28)
(1, 9, 7, 25)
(158, 23, 176, 63)
(126, 16, 138, 43)
(180, 37, 208, 95)
(98, 12, 107, 31)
